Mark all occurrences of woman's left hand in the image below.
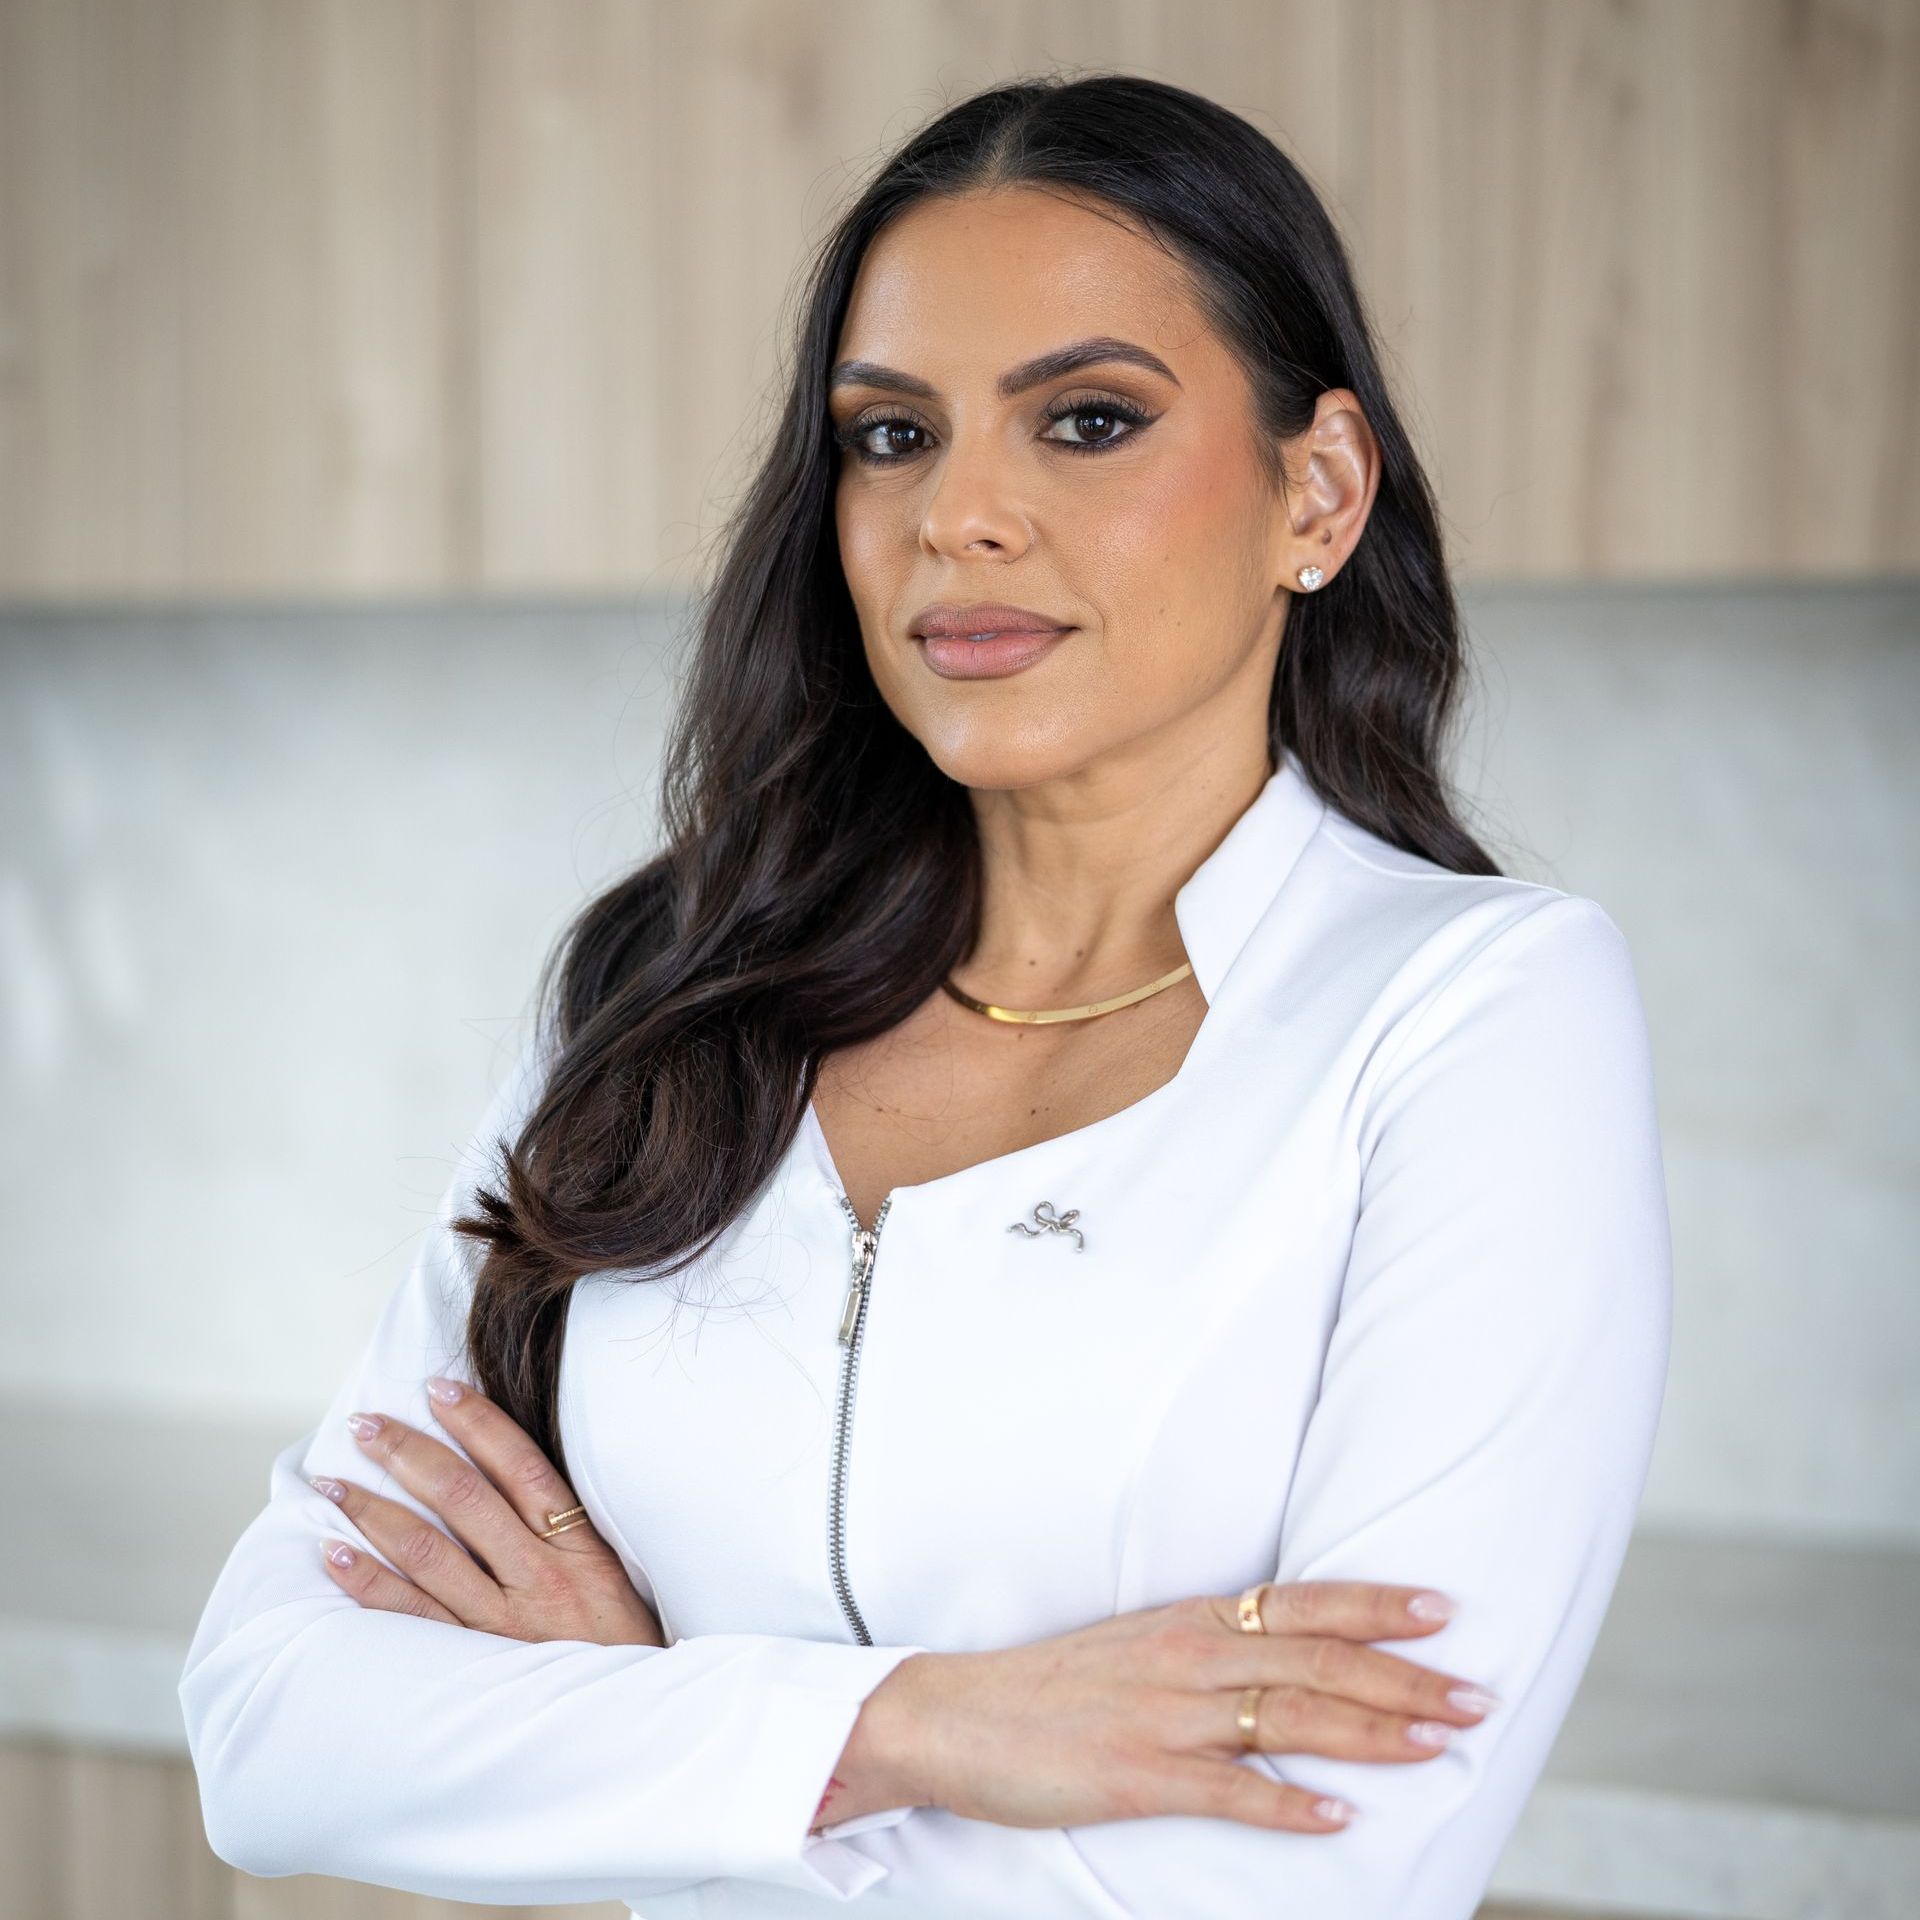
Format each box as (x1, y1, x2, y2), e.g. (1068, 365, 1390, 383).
(312, 1374, 666, 1648)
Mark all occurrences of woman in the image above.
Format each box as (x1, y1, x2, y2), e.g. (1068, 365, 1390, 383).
(179, 73, 1671, 1920)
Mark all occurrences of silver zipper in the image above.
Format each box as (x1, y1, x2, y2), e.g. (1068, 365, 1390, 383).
(827, 1187, 894, 1644)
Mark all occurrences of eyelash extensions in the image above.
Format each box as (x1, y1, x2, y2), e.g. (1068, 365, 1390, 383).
(830, 393, 1155, 466)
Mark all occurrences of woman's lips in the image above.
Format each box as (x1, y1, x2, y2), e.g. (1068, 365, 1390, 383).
(917, 627, 1071, 679)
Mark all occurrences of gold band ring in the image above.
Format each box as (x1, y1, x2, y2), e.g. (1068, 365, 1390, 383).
(539, 1503, 589, 1539)
(1236, 1584, 1272, 1750)
(1236, 1684, 1265, 1750)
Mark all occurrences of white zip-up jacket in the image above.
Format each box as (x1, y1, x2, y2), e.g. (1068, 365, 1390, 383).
(179, 751, 1673, 1919)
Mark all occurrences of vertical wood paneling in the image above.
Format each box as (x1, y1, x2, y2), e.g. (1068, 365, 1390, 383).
(4, 1738, 233, 1918)
(1356, 0, 1677, 577)
(176, 0, 464, 594)
(1347, 0, 1920, 578)
(0, 1739, 63, 1918)
(0, 0, 1912, 599)
(1781, 0, 1920, 565)
(637, 0, 930, 583)
(0, 0, 190, 595)
(469, 0, 663, 590)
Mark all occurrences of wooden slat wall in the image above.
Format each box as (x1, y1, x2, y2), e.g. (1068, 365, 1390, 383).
(0, 0, 1913, 592)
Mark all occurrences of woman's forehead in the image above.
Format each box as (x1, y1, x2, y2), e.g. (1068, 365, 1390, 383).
(836, 195, 1211, 389)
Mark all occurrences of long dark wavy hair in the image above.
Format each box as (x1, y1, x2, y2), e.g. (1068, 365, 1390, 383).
(454, 71, 1503, 1479)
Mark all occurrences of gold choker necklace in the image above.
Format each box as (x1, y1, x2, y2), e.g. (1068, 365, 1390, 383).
(941, 958, 1194, 1025)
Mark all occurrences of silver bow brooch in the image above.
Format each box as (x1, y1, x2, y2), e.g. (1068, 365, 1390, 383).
(1006, 1199, 1086, 1252)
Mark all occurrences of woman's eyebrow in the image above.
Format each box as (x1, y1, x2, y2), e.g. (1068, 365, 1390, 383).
(827, 335, 1181, 401)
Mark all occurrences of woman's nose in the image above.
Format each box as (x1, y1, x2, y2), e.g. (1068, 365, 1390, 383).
(918, 433, 1031, 557)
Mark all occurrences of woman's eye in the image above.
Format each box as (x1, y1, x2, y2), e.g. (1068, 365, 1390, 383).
(831, 396, 1153, 466)
(1040, 397, 1152, 453)
(834, 417, 932, 463)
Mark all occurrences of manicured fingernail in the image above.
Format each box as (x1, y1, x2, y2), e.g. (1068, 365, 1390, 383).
(1407, 1721, 1452, 1748)
(346, 1412, 383, 1440)
(309, 1476, 346, 1503)
(1447, 1684, 1500, 1715)
(321, 1538, 355, 1568)
(425, 1376, 465, 1405)
(1315, 1796, 1356, 1823)
(1408, 1592, 1455, 1621)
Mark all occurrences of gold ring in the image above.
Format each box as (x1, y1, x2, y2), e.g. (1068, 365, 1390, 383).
(1236, 1684, 1264, 1750)
(539, 1503, 588, 1538)
(1237, 1581, 1272, 1632)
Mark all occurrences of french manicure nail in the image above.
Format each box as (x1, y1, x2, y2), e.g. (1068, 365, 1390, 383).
(425, 1376, 465, 1405)
(1447, 1684, 1499, 1715)
(346, 1412, 383, 1440)
(1408, 1592, 1455, 1621)
(322, 1539, 355, 1568)
(1407, 1721, 1452, 1748)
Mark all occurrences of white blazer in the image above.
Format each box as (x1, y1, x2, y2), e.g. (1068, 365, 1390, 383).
(179, 751, 1673, 1919)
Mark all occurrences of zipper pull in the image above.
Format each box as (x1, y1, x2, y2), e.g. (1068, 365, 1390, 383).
(837, 1227, 876, 1345)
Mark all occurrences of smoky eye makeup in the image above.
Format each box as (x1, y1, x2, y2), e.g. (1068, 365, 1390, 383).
(829, 388, 1159, 466)
(1038, 389, 1156, 451)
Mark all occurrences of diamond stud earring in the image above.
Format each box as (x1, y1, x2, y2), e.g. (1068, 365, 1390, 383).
(1297, 566, 1325, 589)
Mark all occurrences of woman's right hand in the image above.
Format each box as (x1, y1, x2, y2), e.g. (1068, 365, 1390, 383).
(862, 1581, 1499, 1834)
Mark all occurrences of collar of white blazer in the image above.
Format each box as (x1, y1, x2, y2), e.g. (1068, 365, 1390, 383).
(1169, 750, 1327, 1007)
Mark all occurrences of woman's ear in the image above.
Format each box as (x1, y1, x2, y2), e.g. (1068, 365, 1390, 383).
(1277, 388, 1379, 590)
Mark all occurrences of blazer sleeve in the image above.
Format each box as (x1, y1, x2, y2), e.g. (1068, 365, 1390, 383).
(177, 1026, 931, 1908)
(686, 891, 1672, 1918)
(1050, 890, 1675, 1917)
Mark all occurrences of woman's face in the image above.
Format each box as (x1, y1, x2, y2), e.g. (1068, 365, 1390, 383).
(828, 185, 1333, 794)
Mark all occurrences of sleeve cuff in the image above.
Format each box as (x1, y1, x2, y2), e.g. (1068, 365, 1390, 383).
(718, 1638, 929, 1901)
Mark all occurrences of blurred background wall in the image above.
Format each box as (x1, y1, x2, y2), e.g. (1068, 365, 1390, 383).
(1, 4, 1915, 1919)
